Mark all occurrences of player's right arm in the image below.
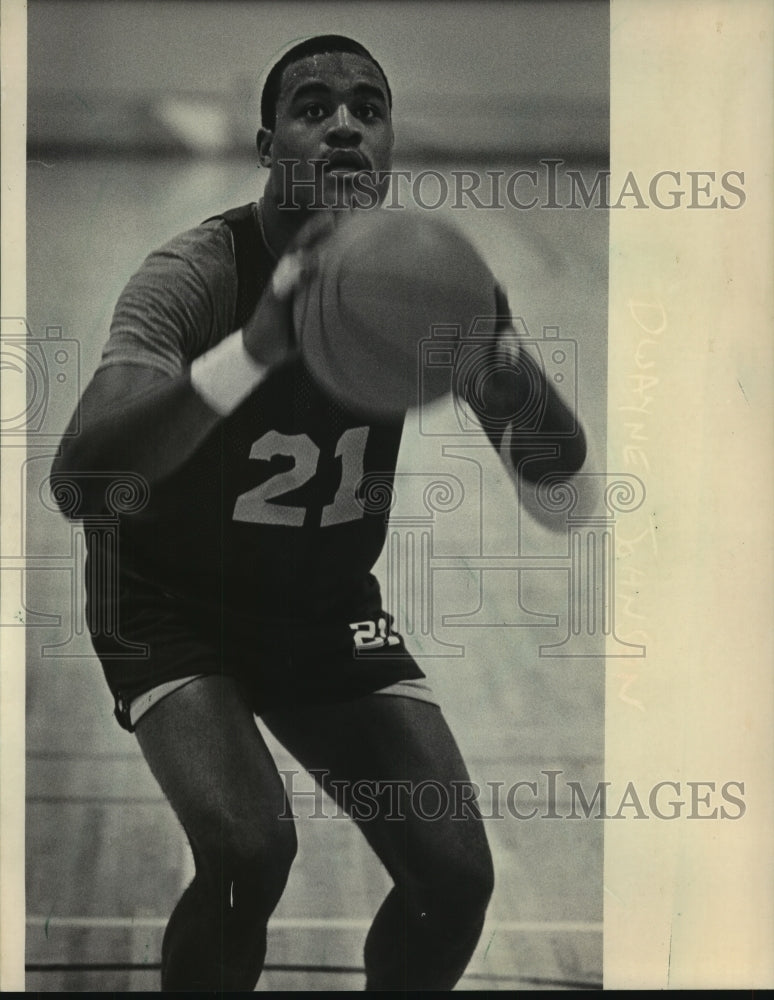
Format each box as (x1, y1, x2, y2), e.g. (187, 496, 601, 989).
(51, 219, 323, 520)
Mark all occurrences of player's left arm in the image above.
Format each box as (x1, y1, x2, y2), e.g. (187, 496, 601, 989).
(460, 285, 597, 525)
(465, 287, 586, 474)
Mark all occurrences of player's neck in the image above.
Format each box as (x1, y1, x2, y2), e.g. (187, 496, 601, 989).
(258, 194, 309, 260)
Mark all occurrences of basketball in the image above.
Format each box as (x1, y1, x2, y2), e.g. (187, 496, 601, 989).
(293, 209, 497, 420)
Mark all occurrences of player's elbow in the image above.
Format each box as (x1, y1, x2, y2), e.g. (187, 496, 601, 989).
(49, 446, 85, 521)
(49, 432, 107, 520)
(516, 424, 587, 485)
(559, 422, 587, 477)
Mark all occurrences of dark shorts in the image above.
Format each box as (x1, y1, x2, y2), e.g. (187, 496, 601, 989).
(88, 571, 426, 732)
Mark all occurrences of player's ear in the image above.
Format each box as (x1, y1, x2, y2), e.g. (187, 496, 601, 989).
(256, 128, 273, 167)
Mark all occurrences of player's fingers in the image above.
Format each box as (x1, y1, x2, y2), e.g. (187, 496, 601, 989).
(270, 247, 325, 302)
(272, 215, 339, 300)
(290, 210, 339, 252)
(271, 251, 305, 300)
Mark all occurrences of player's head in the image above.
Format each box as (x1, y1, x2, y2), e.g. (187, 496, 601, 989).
(260, 35, 392, 131)
(257, 35, 394, 211)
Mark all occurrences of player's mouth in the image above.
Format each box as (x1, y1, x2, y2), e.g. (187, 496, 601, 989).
(324, 150, 370, 173)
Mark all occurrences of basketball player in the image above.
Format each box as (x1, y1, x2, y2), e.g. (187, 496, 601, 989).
(52, 36, 587, 991)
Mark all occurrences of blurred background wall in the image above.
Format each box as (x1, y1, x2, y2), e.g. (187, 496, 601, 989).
(28, 0, 609, 161)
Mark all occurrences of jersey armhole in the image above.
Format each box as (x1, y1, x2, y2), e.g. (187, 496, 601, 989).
(205, 203, 272, 331)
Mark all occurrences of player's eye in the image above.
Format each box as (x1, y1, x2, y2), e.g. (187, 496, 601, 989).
(357, 104, 381, 121)
(303, 103, 328, 121)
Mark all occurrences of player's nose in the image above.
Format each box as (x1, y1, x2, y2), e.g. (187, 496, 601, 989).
(326, 104, 361, 143)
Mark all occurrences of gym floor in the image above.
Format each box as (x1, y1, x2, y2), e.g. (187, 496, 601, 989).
(24, 157, 608, 990)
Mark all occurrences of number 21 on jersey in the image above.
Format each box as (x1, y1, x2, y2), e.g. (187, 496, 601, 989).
(232, 426, 369, 528)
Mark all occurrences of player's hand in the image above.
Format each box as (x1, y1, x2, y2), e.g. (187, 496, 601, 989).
(242, 212, 338, 368)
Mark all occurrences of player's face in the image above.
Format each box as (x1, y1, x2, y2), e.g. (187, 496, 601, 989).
(258, 51, 394, 210)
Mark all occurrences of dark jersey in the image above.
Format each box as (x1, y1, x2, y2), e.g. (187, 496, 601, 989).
(94, 203, 404, 621)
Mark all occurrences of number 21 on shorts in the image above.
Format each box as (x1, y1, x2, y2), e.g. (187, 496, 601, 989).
(350, 617, 401, 650)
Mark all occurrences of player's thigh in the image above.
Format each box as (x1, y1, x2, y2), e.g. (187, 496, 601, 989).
(136, 674, 295, 867)
(262, 695, 492, 894)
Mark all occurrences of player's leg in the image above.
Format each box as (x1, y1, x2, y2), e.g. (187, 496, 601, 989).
(134, 674, 297, 991)
(263, 694, 494, 990)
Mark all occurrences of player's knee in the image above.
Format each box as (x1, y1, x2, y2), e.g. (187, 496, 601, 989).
(195, 817, 298, 912)
(223, 819, 298, 885)
(444, 849, 494, 914)
(425, 835, 494, 915)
